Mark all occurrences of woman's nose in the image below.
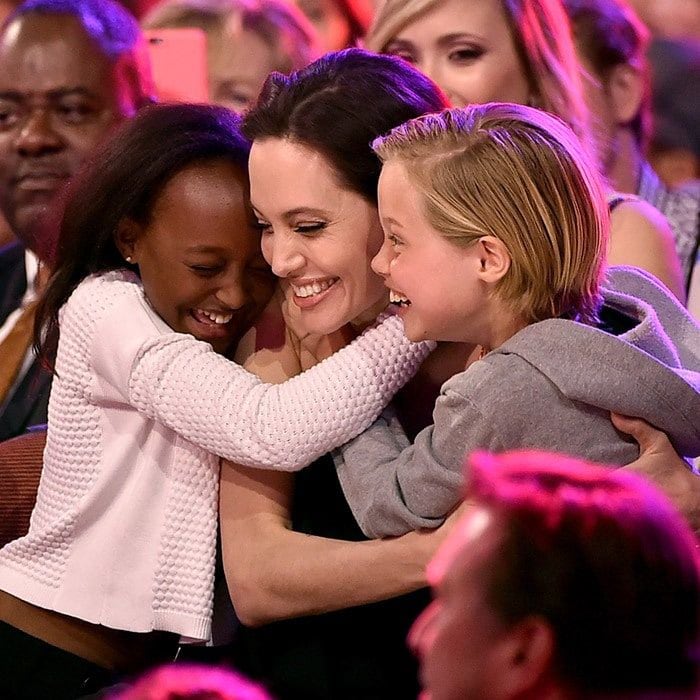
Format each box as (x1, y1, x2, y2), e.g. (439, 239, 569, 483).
(264, 232, 305, 278)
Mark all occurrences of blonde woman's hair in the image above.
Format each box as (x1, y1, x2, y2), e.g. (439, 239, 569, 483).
(143, 0, 319, 73)
(365, 0, 597, 165)
(372, 103, 608, 325)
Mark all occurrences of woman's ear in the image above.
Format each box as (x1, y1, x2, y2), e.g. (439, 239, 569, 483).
(476, 235, 511, 283)
(606, 63, 644, 126)
(115, 218, 143, 265)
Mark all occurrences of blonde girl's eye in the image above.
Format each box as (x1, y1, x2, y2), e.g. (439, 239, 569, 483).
(383, 42, 418, 65)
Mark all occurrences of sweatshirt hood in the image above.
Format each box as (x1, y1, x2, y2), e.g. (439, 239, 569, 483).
(495, 267, 700, 458)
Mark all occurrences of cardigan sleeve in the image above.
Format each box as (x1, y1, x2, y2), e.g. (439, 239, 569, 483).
(89, 282, 434, 471)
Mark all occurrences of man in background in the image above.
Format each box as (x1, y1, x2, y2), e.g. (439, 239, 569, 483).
(0, 0, 154, 440)
(412, 449, 700, 700)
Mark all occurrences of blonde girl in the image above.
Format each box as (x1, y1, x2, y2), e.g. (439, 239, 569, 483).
(335, 102, 700, 537)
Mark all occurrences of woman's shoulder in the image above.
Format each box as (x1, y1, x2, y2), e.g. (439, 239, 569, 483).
(607, 195, 685, 300)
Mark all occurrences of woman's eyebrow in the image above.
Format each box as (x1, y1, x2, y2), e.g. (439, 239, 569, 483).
(283, 207, 328, 218)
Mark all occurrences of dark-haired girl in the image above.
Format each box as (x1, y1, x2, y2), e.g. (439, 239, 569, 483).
(0, 102, 431, 699)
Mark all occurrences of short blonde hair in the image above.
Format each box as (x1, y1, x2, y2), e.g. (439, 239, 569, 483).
(373, 103, 608, 325)
(365, 0, 596, 162)
(143, 0, 318, 73)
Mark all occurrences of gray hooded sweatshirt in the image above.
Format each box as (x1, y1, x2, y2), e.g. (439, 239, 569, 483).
(335, 266, 700, 538)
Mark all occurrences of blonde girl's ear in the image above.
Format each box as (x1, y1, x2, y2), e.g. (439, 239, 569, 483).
(476, 236, 511, 284)
(115, 218, 143, 265)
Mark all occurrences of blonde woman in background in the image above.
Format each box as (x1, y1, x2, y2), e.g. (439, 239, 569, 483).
(365, 0, 686, 301)
(143, 0, 320, 112)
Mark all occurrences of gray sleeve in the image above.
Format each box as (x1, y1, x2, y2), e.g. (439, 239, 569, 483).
(336, 382, 498, 538)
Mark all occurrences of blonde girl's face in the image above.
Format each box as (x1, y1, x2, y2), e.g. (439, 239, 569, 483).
(372, 161, 489, 343)
(382, 0, 531, 108)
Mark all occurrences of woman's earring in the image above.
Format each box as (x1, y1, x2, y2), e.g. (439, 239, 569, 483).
(126, 256, 133, 263)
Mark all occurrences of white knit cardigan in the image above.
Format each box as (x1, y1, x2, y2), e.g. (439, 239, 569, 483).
(0, 271, 431, 641)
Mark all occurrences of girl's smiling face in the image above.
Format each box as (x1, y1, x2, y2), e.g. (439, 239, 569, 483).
(372, 160, 489, 343)
(120, 159, 275, 355)
(249, 138, 387, 335)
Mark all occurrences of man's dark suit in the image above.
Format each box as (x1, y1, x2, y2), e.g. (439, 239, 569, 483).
(0, 241, 51, 441)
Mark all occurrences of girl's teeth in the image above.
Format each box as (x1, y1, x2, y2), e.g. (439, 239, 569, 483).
(200, 310, 233, 324)
(389, 290, 410, 305)
(293, 279, 336, 298)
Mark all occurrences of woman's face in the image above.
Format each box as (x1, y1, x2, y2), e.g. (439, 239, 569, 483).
(249, 138, 387, 336)
(294, 0, 352, 52)
(122, 160, 275, 355)
(383, 0, 531, 108)
(208, 26, 277, 114)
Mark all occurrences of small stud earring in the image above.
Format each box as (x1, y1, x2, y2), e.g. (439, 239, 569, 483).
(126, 256, 133, 263)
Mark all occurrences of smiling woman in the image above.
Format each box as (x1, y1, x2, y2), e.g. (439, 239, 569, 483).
(249, 138, 386, 336)
(213, 49, 454, 700)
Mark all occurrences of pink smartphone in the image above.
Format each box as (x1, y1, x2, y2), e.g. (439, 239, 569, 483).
(144, 28, 210, 104)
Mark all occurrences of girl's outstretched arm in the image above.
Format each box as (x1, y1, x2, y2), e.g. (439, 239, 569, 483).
(81, 274, 433, 471)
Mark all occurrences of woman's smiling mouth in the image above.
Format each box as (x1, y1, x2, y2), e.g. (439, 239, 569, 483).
(290, 278, 339, 308)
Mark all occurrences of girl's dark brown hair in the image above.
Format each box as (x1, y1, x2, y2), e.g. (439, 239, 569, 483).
(36, 103, 251, 369)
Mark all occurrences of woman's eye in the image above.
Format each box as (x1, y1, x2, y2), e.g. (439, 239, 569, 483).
(294, 222, 326, 235)
(254, 221, 273, 234)
(384, 45, 417, 64)
(390, 51, 416, 64)
(388, 234, 402, 247)
(448, 47, 484, 63)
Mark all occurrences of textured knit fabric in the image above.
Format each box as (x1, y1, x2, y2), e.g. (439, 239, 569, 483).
(0, 270, 432, 641)
(336, 266, 700, 538)
(637, 161, 700, 287)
